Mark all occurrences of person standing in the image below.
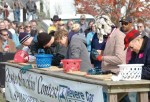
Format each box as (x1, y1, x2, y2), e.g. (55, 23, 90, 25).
(124, 30, 150, 102)
(0, 20, 12, 39)
(12, 0, 23, 22)
(79, 14, 88, 33)
(30, 20, 38, 37)
(0, 29, 16, 52)
(86, 24, 95, 55)
(48, 15, 61, 34)
(0, 28, 16, 95)
(1, 0, 9, 19)
(54, 28, 92, 72)
(0, 5, 4, 20)
(66, 19, 74, 32)
(91, 15, 126, 74)
(137, 18, 150, 38)
(26, 0, 37, 21)
(119, 16, 135, 64)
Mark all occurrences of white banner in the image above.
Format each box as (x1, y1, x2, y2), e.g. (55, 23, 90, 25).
(5, 65, 104, 102)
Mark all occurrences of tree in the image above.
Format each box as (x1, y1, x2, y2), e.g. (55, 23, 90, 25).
(54, 3, 62, 15)
(74, 0, 150, 26)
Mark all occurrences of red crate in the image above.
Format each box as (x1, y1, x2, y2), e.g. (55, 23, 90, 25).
(61, 59, 81, 72)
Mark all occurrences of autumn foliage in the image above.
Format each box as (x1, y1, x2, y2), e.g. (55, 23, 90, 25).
(75, 0, 150, 26)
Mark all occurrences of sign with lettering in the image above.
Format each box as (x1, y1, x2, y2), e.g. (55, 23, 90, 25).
(5, 65, 104, 102)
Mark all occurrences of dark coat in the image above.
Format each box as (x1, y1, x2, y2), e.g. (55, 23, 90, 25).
(43, 42, 67, 66)
(90, 33, 106, 68)
(129, 36, 150, 79)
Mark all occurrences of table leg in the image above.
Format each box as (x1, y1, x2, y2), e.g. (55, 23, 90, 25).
(108, 93, 118, 102)
(139, 92, 148, 102)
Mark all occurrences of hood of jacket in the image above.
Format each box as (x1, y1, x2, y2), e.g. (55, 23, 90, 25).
(71, 32, 87, 44)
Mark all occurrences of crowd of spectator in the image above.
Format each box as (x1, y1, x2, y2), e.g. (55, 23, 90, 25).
(0, 1, 150, 102)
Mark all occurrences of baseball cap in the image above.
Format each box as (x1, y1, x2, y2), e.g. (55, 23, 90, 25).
(120, 16, 132, 23)
(124, 29, 140, 50)
(80, 14, 86, 19)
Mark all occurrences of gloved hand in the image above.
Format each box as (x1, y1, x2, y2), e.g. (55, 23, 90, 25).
(91, 49, 103, 61)
(20, 65, 32, 74)
(96, 55, 103, 61)
(91, 49, 99, 60)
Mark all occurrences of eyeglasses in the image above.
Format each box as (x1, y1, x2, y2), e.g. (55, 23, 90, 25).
(128, 46, 134, 50)
(1, 34, 8, 36)
(137, 26, 143, 28)
(26, 26, 31, 28)
(121, 22, 129, 26)
(59, 24, 64, 26)
(20, 27, 24, 29)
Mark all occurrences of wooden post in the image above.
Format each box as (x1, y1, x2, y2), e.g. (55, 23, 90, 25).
(108, 93, 118, 102)
(139, 92, 148, 102)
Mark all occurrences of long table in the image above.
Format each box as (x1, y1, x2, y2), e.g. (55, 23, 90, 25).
(2, 62, 150, 102)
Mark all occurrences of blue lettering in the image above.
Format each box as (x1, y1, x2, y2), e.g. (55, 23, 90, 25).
(86, 91, 94, 102)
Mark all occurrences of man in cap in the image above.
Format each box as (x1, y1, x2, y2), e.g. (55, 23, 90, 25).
(79, 14, 88, 33)
(123, 29, 150, 102)
(48, 15, 61, 34)
(120, 16, 135, 64)
(120, 16, 133, 33)
(124, 30, 150, 79)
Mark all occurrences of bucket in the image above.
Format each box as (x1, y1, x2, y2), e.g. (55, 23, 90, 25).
(14, 50, 29, 63)
(36, 54, 53, 68)
(61, 59, 81, 72)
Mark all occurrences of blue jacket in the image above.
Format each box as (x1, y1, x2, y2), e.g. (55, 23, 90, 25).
(86, 31, 95, 52)
(129, 36, 150, 79)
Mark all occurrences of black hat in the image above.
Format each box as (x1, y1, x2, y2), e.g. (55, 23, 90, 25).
(19, 32, 31, 44)
(37, 32, 52, 47)
(51, 15, 61, 21)
(120, 16, 132, 23)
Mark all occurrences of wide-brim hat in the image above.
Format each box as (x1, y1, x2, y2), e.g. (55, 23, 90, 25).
(51, 15, 61, 21)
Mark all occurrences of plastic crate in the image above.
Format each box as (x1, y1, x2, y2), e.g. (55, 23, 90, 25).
(36, 54, 53, 68)
(61, 59, 81, 72)
(118, 64, 144, 80)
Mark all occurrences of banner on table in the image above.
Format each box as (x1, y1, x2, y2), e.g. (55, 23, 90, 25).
(5, 65, 104, 102)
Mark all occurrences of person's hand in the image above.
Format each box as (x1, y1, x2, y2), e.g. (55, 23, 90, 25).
(91, 49, 103, 61)
(97, 50, 102, 55)
(96, 55, 103, 61)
